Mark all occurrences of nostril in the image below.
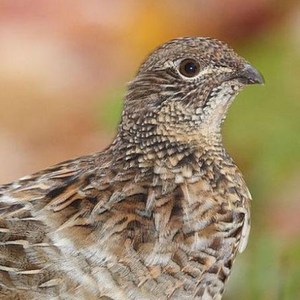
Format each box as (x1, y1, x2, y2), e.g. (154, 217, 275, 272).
(240, 64, 264, 85)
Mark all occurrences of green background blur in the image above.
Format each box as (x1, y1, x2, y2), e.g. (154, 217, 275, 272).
(0, 1, 299, 299)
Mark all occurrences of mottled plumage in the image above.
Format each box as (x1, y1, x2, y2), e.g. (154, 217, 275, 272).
(0, 37, 263, 299)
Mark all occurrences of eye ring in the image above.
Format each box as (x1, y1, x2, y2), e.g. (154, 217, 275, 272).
(179, 59, 201, 78)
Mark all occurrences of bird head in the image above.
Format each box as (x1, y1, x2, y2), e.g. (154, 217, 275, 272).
(120, 37, 263, 149)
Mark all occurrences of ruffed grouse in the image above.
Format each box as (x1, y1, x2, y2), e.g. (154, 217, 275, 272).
(0, 37, 263, 299)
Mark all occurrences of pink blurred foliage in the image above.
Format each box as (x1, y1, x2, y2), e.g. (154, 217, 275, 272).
(268, 173, 300, 239)
(0, 0, 297, 182)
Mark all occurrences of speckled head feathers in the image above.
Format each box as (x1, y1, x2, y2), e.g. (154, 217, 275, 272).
(139, 37, 245, 74)
(121, 37, 263, 144)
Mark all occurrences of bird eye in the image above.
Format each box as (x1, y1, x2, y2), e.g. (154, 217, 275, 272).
(179, 59, 200, 78)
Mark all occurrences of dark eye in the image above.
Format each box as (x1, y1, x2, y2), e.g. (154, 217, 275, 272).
(179, 59, 200, 78)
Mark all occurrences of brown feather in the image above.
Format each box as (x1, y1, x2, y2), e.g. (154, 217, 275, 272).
(0, 37, 263, 299)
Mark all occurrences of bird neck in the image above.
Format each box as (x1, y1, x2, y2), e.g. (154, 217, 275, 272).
(111, 125, 225, 180)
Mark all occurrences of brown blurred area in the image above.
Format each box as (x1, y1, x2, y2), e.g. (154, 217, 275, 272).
(0, 0, 293, 182)
(1, 1, 300, 299)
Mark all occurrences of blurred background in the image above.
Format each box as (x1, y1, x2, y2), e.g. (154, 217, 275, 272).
(0, 1, 299, 299)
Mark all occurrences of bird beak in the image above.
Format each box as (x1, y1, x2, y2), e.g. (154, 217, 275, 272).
(237, 63, 265, 85)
